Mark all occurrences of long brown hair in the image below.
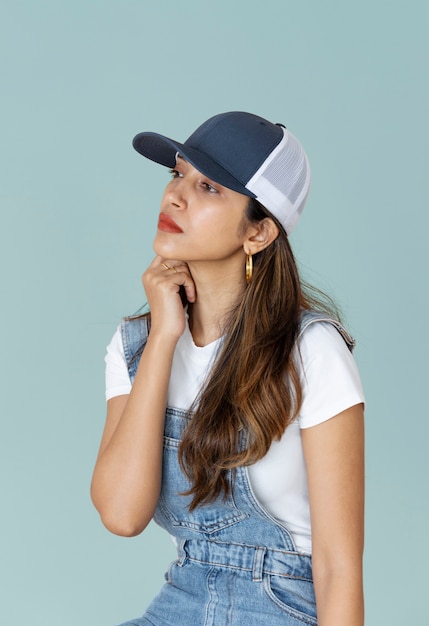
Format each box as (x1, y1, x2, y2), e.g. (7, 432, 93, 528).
(178, 199, 339, 509)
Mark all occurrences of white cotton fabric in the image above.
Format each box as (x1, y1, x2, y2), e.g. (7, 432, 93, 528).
(105, 320, 364, 554)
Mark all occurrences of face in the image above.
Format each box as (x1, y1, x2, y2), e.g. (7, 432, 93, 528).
(153, 157, 251, 266)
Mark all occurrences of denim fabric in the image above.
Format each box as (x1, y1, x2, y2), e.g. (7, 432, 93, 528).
(117, 311, 355, 625)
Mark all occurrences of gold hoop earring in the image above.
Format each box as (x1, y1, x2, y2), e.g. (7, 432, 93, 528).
(245, 254, 253, 283)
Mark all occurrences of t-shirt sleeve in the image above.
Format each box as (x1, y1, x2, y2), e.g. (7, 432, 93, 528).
(105, 325, 132, 401)
(297, 322, 365, 429)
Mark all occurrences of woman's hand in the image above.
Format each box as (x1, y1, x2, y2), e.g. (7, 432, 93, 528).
(143, 255, 196, 340)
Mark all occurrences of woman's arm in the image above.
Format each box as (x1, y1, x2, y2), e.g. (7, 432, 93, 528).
(90, 256, 196, 537)
(90, 332, 177, 536)
(302, 403, 365, 626)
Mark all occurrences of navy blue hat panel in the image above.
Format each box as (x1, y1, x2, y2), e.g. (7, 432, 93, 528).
(133, 130, 257, 196)
(185, 112, 284, 185)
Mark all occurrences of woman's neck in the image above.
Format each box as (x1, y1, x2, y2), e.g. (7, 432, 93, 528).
(186, 261, 246, 347)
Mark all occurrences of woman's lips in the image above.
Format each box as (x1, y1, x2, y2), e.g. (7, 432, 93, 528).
(158, 213, 183, 233)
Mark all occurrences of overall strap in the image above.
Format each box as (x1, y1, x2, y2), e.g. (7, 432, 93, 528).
(298, 309, 356, 352)
(121, 315, 151, 383)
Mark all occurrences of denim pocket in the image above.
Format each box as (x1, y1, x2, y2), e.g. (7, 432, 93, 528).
(263, 574, 317, 624)
(157, 437, 248, 534)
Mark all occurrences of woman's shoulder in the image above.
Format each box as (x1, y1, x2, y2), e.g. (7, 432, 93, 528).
(298, 309, 355, 353)
(106, 324, 124, 359)
(296, 313, 365, 428)
(121, 313, 150, 349)
(105, 324, 132, 401)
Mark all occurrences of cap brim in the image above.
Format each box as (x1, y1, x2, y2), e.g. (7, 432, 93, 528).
(132, 132, 255, 197)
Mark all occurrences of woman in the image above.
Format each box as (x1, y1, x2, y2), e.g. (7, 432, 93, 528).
(91, 111, 365, 626)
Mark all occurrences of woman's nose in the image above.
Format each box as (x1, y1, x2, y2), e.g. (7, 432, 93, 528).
(166, 178, 187, 209)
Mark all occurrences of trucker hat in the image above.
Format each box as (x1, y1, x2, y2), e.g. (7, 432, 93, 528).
(132, 111, 310, 234)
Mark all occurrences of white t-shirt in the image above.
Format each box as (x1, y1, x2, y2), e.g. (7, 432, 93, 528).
(105, 319, 364, 554)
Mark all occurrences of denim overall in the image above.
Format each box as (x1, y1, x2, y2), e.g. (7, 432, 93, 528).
(117, 311, 355, 626)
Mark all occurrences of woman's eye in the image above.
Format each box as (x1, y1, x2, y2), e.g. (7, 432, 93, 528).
(169, 169, 183, 179)
(203, 182, 218, 193)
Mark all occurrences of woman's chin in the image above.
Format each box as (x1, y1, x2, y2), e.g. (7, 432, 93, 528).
(153, 237, 174, 258)
(153, 238, 185, 260)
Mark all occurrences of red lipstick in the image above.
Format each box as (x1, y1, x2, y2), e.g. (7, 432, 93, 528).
(158, 213, 183, 233)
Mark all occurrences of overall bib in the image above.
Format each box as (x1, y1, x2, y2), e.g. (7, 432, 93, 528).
(117, 311, 355, 626)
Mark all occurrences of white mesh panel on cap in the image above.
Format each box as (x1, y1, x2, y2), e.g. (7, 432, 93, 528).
(245, 129, 311, 234)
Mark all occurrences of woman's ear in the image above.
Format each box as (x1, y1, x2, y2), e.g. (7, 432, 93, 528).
(244, 218, 279, 255)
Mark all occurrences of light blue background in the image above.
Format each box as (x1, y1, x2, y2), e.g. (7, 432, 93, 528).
(1, 1, 427, 624)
